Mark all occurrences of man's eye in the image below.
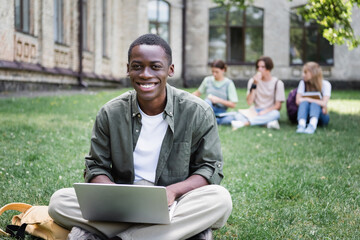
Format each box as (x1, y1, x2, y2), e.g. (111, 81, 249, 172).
(132, 65, 141, 70)
(152, 65, 162, 70)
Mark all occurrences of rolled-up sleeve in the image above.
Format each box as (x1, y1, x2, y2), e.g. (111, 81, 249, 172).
(84, 108, 114, 183)
(190, 107, 224, 185)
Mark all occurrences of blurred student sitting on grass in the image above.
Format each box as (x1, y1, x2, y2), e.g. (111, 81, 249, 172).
(218, 56, 285, 130)
(193, 60, 238, 124)
(295, 62, 331, 134)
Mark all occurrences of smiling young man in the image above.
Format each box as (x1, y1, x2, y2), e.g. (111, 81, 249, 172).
(48, 34, 232, 240)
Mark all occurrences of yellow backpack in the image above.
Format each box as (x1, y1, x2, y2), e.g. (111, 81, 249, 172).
(0, 203, 69, 240)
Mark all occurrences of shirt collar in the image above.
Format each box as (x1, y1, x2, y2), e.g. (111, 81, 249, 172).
(131, 90, 140, 118)
(163, 84, 174, 132)
(164, 84, 173, 118)
(130, 84, 174, 131)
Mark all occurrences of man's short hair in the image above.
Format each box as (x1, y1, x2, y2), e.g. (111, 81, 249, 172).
(128, 34, 172, 66)
(211, 59, 227, 72)
(256, 56, 274, 71)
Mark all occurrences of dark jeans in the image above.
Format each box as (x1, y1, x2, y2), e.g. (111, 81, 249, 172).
(205, 98, 227, 115)
(204, 98, 228, 124)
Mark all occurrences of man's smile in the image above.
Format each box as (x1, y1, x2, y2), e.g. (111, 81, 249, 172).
(137, 82, 158, 90)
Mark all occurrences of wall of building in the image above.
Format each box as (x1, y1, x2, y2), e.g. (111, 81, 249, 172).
(184, 0, 210, 83)
(0, 0, 359, 92)
(0, 0, 128, 91)
(0, 0, 185, 92)
(184, 0, 360, 88)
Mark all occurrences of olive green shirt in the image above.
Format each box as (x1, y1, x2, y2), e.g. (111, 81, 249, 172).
(84, 84, 224, 186)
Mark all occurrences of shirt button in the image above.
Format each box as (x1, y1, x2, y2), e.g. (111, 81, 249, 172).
(138, 114, 141, 118)
(136, 129, 139, 132)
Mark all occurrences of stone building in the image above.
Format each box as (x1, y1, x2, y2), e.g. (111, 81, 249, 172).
(183, 0, 360, 88)
(0, 0, 359, 92)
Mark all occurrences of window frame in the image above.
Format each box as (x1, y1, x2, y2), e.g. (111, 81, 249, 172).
(148, 0, 171, 43)
(102, 0, 108, 57)
(208, 6, 264, 65)
(82, 0, 88, 51)
(14, 0, 33, 35)
(54, 0, 64, 44)
(289, 6, 334, 66)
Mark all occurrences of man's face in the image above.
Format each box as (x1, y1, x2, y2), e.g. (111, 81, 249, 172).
(257, 61, 267, 73)
(127, 45, 174, 104)
(256, 60, 270, 79)
(211, 67, 225, 81)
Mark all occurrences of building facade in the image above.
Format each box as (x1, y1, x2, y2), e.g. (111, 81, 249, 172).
(0, 0, 359, 92)
(183, 0, 360, 88)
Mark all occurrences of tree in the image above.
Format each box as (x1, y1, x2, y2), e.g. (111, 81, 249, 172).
(299, 0, 360, 49)
(212, 0, 250, 8)
(213, 0, 360, 49)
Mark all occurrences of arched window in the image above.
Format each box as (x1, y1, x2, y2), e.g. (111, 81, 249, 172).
(290, 7, 334, 65)
(209, 6, 264, 64)
(148, 0, 170, 43)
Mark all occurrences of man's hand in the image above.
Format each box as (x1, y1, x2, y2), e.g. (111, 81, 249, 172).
(322, 106, 328, 114)
(208, 94, 222, 104)
(253, 72, 262, 84)
(165, 175, 208, 206)
(166, 186, 178, 206)
(258, 110, 267, 116)
(209, 94, 236, 109)
(299, 97, 314, 104)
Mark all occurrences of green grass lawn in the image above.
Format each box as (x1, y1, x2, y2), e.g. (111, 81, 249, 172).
(0, 88, 359, 239)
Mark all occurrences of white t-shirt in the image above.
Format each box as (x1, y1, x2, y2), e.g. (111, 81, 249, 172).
(133, 107, 168, 183)
(297, 80, 332, 97)
(247, 77, 285, 109)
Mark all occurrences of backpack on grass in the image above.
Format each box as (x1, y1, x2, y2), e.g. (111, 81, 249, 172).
(0, 202, 69, 240)
(286, 88, 298, 124)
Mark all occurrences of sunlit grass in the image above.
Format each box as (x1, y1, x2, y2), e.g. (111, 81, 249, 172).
(329, 99, 360, 115)
(0, 89, 359, 239)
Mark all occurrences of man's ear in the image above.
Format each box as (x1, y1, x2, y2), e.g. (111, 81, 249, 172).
(168, 64, 174, 77)
(126, 64, 130, 76)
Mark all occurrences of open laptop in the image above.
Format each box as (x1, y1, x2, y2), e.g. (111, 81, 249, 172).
(73, 183, 177, 224)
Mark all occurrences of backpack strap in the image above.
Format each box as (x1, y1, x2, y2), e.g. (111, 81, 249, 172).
(6, 224, 27, 239)
(0, 203, 32, 237)
(0, 203, 32, 214)
(274, 78, 280, 104)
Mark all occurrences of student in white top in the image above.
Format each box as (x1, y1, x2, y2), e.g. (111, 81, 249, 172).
(296, 62, 331, 134)
(231, 56, 285, 130)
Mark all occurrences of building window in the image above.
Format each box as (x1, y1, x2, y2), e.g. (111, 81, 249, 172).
(15, 0, 32, 34)
(290, 7, 334, 65)
(209, 6, 264, 64)
(82, 0, 88, 51)
(148, 0, 170, 43)
(54, 0, 64, 44)
(102, 0, 107, 57)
